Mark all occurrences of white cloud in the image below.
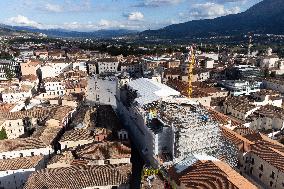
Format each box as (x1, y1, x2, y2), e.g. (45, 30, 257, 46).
(127, 12, 144, 21)
(44, 3, 63, 13)
(42, 0, 92, 13)
(136, 0, 181, 7)
(188, 2, 241, 20)
(6, 15, 42, 28)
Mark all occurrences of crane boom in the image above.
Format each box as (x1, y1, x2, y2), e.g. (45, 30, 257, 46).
(187, 46, 195, 97)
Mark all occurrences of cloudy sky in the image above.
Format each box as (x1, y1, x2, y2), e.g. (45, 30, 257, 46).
(1, 0, 262, 31)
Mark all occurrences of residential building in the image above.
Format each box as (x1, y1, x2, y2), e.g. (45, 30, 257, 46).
(0, 59, 20, 80)
(20, 59, 41, 76)
(97, 57, 119, 74)
(0, 155, 44, 189)
(218, 80, 262, 96)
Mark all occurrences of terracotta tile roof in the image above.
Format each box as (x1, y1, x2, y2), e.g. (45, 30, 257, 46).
(43, 77, 63, 83)
(168, 160, 257, 189)
(21, 74, 38, 81)
(75, 142, 131, 160)
(224, 96, 256, 113)
(60, 129, 94, 142)
(48, 151, 74, 165)
(220, 126, 254, 151)
(0, 138, 47, 153)
(251, 141, 284, 172)
(0, 103, 16, 112)
(212, 161, 258, 189)
(24, 164, 131, 189)
(233, 126, 256, 136)
(0, 155, 43, 171)
(64, 79, 87, 89)
(0, 107, 50, 120)
(207, 109, 241, 127)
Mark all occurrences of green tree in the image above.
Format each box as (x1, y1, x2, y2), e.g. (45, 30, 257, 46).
(4, 66, 15, 81)
(0, 128, 7, 140)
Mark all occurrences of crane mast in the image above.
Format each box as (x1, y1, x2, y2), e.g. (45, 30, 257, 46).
(187, 46, 195, 97)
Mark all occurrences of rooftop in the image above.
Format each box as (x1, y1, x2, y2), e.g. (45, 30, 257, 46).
(168, 157, 257, 189)
(128, 78, 180, 106)
(0, 155, 43, 171)
(60, 129, 93, 142)
(0, 138, 47, 153)
(75, 141, 131, 160)
(24, 164, 131, 189)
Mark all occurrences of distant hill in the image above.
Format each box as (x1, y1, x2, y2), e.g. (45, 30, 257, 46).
(3, 25, 138, 38)
(140, 0, 284, 39)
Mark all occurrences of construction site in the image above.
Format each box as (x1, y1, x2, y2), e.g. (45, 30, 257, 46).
(143, 97, 238, 167)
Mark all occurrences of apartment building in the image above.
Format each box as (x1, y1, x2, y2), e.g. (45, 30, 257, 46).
(222, 126, 284, 189)
(97, 57, 119, 74)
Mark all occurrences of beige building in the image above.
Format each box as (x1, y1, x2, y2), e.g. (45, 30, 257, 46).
(20, 59, 41, 76)
(222, 125, 284, 189)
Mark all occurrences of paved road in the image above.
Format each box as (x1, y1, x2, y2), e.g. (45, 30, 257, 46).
(86, 75, 117, 108)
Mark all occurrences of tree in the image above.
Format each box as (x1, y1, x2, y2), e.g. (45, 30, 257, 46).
(4, 66, 15, 81)
(0, 128, 7, 140)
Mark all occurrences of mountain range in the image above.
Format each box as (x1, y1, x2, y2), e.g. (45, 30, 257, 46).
(141, 0, 284, 39)
(0, 0, 283, 39)
(1, 25, 138, 38)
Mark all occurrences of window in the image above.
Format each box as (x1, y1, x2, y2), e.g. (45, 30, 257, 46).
(271, 171, 275, 179)
(104, 160, 110, 164)
(259, 173, 262, 178)
(31, 152, 34, 156)
(251, 158, 254, 165)
(20, 153, 23, 157)
(259, 164, 263, 171)
(270, 181, 273, 187)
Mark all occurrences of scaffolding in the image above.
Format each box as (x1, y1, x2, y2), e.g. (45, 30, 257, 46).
(143, 98, 238, 167)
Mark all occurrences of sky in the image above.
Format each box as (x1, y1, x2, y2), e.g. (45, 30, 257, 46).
(0, 0, 263, 31)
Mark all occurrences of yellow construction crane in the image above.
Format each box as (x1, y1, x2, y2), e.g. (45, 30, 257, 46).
(187, 46, 195, 97)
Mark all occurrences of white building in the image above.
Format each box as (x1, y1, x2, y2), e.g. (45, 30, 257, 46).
(247, 105, 284, 131)
(72, 61, 87, 72)
(0, 138, 53, 160)
(97, 57, 119, 74)
(219, 80, 261, 96)
(40, 77, 65, 98)
(0, 84, 34, 103)
(40, 60, 72, 79)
